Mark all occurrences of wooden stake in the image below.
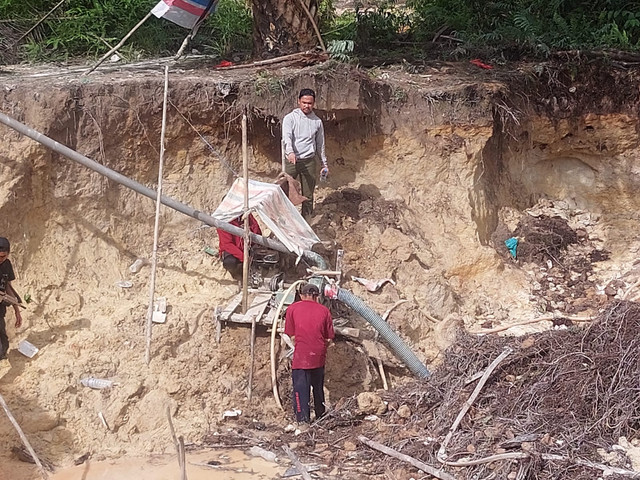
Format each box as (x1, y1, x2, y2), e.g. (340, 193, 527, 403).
(270, 280, 305, 410)
(145, 65, 169, 366)
(178, 436, 187, 480)
(375, 349, 389, 391)
(358, 435, 455, 480)
(241, 111, 250, 314)
(166, 406, 187, 480)
(83, 12, 153, 75)
(247, 313, 256, 402)
(0, 393, 49, 480)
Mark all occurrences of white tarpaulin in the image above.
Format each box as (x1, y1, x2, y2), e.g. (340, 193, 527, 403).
(213, 178, 319, 257)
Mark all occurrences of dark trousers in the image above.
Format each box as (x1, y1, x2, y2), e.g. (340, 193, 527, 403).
(221, 252, 243, 281)
(285, 157, 317, 218)
(292, 367, 326, 423)
(0, 305, 8, 358)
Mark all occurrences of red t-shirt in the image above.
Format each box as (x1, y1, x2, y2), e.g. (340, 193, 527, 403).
(284, 300, 334, 370)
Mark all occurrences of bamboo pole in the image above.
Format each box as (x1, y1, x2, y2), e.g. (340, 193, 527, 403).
(83, 12, 153, 75)
(270, 280, 305, 410)
(241, 111, 249, 313)
(174, 0, 216, 60)
(247, 314, 256, 402)
(0, 393, 49, 480)
(145, 65, 169, 366)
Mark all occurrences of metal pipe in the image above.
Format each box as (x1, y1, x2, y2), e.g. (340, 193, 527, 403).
(0, 111, 326, 267)
(326, 285, 430, 378)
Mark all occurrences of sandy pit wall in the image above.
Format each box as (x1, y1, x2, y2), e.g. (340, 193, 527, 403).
(0, 62, 639, 466)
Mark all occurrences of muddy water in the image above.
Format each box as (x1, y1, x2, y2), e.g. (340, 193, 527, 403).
(4, 449, 284, 480)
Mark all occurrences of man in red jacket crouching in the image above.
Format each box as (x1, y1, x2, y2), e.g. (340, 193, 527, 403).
(217, 214, 261, 281)
(284, 283, 335, 425)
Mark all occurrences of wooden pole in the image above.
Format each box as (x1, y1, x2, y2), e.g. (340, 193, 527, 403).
(145, 65, 169, 365)
(241, 111, 250, 313)
(248, 314, 256, 402)
(83, 12, 153, 75)
(359, 435, 455, 480)
(0, 393, 49, 480)
(175, 0, 215, 59)
(178, 436, 187, 480)
(166, 406, 187, 480)
(270, 280, 304, 410)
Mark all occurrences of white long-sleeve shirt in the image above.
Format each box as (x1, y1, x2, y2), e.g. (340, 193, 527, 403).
(282, 108, 327, 167)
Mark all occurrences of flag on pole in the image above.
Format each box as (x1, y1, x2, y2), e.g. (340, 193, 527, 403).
(151, 0, 218, 29)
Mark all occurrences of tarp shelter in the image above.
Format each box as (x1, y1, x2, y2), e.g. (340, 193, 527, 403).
(213, 179, 320, 257)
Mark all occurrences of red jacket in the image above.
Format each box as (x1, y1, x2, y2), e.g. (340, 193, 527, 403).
(217, 215, 262, 262)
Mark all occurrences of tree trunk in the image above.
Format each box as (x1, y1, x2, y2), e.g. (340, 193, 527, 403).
(251, 0, 319, 57)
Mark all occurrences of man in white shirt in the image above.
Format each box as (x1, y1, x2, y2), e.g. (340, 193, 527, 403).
(282, 88, 329, 218)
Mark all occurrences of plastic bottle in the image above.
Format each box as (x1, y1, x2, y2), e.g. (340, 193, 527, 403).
(80, 378, 114, 389)
(129, 258, 145, 273)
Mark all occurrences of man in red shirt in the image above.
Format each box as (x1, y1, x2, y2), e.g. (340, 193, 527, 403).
(217, 214, 261, 281)
(284, 283, 334, 424)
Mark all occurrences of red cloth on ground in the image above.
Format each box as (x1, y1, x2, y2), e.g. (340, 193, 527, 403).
(217, 215, 262, 261)
(284, 300, 334, 370)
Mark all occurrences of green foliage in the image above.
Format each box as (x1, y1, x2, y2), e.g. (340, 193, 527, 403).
(4, 0, 640, 64)
(327, 39, 355, 62)
(408, 0, 640, 57)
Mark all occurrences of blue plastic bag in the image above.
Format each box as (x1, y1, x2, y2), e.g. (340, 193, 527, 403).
(505, 237, 518, 259)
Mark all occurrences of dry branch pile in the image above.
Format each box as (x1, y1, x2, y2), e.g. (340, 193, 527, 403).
(250, 301, 640, 479)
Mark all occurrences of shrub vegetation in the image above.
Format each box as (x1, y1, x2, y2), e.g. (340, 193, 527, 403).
(1, 0, 639, 64)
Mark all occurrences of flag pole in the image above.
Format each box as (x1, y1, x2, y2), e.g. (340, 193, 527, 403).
(174, 0, 216, 60)
(83, 12, 153, 75)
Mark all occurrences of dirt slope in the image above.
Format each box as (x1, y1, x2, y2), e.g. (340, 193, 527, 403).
(1, 58, 640, 478)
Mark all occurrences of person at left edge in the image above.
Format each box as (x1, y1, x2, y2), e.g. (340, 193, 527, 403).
(0, 237, 23, 360)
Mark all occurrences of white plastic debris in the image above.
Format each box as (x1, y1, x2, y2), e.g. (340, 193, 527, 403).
(129, 258, 146, 273)
(352, 276, 396, 292)
(115, 281, 133, 288)
(80, 378, 114, 389)
(17, 340, 39, 358)
(152, 296, 167, 324)
(222, 408, 242, 419)
(248, 446, 278, 463)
